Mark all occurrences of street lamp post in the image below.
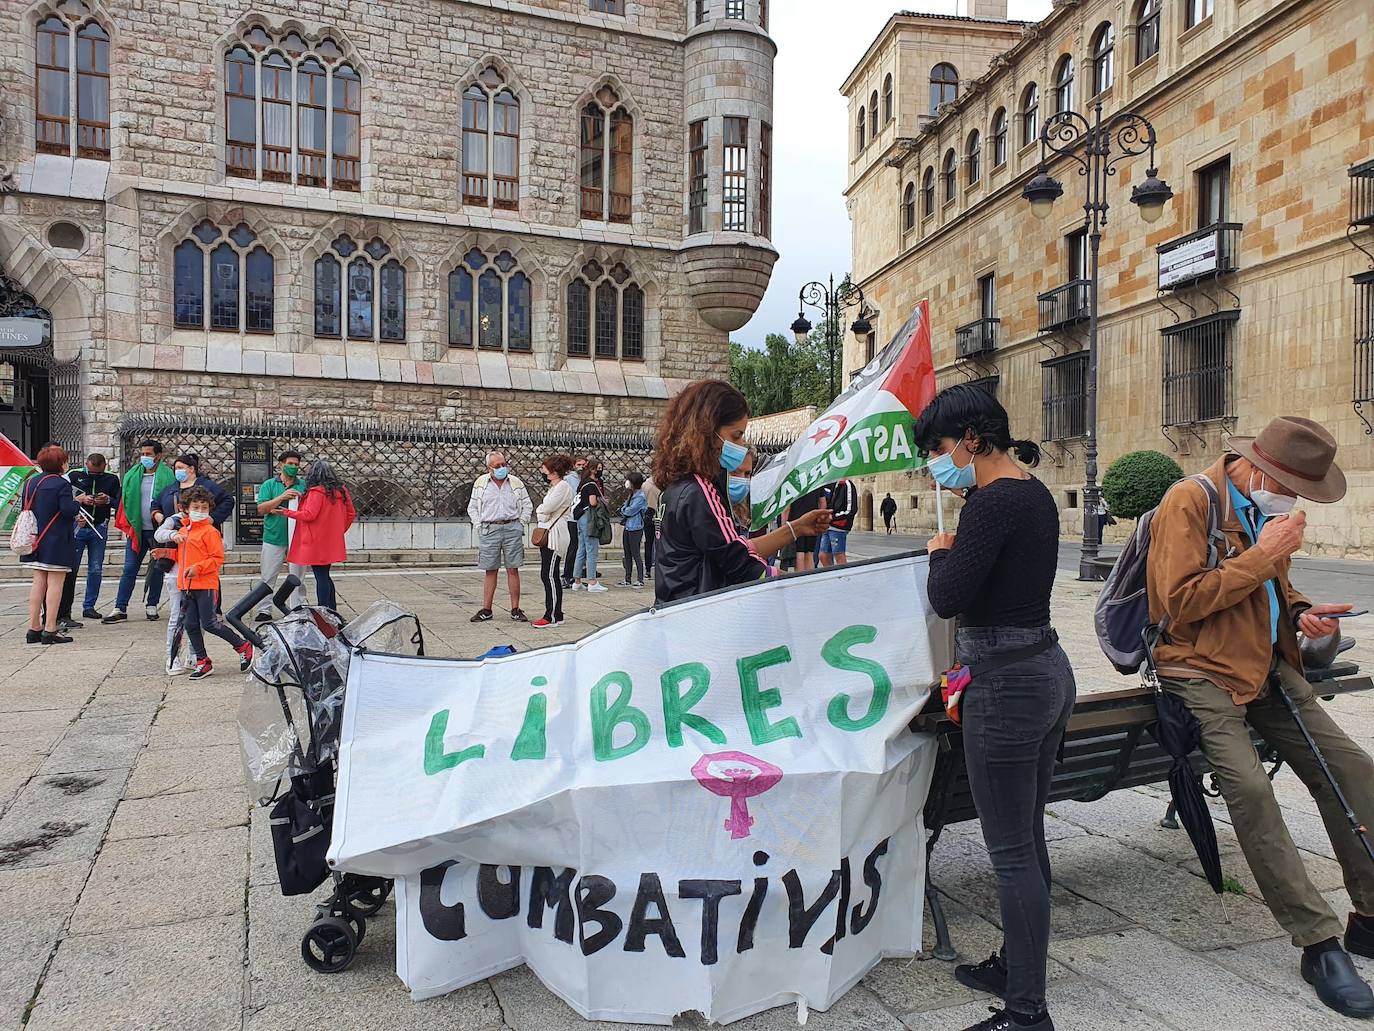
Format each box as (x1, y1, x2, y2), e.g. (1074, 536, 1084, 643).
(790, 275, 873, 403)
(1023, 97, 1173, 580)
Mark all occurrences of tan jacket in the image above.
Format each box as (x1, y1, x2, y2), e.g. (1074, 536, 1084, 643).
(1146, 456, 1309, 704)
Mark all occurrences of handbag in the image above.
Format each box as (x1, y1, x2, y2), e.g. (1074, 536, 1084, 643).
(941, 629, 1059, 725)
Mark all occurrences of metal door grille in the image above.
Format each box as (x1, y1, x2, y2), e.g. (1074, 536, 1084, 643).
(1041, 351, 1087, 441)
(1160, 312, 1237, 428)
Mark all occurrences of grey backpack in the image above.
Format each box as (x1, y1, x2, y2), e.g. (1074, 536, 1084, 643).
(1094, 475, 1224, 675)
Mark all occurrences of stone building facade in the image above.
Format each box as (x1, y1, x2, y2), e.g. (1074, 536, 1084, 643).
(840, 0, 1374, 558)
(0, 0, 777, 477)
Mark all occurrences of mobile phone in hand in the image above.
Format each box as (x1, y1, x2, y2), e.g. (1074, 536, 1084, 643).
(1329, 609, 1369, 619)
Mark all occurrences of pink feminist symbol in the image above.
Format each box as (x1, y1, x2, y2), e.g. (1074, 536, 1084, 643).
(691, 751, 784, 840)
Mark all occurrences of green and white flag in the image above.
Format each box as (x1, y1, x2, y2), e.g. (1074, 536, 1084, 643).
(0, 433, 36, 533)
(749, 299, 937, 529)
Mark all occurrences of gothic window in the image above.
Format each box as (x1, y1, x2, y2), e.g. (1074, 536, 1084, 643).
(903, 182, 916, 233)
(992, 108, 1008, 166)
(223, 26, 361, 190)
(447, 249, 532, 352)
(462, 67, 520, 211)
(922, 167, 934, 217)
(313, 234, 405, 342)
(941, 148, 957, 203)
(723, 116, 748, 232)
(1022, 83, 1039, 146)
(929, 63, 958, 113)
(688, 119, 707, 234)
(36, 9, 110, 159)
(1092, 23, 1115, 96)
(566, 261, 645, 360)
(967, 130, 981, 185)
(1053, 55, 1074, 114)
(172, 221, 274, 333)
(883, 74, 894, 124)
(580, 86, 633, 223)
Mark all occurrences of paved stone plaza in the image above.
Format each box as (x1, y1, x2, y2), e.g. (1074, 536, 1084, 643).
(2, 536, 1373, 1030)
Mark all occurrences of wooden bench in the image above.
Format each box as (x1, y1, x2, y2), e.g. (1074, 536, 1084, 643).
(909, 661, 1374, 960)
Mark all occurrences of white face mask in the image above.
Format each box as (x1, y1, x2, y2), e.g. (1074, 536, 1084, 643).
(1248, 473, 1296, 519)
(188, 510, 211, 522)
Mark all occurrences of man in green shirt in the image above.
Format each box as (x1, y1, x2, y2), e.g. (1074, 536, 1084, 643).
(255, 449, 306, 621)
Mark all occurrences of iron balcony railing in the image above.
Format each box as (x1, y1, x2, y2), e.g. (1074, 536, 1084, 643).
(1157, 222, 1242, 291)
(1351, 160, 1374, 228)
(955, 317, 999, 358)
(1037, 280, 1091, 332)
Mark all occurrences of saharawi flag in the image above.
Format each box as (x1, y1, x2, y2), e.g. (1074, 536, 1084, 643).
(749, 298, 937, 530)
(0, 433, 36, 533)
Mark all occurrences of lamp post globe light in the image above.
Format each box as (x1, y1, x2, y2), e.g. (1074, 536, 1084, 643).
(1023, 97, 1172, 580)
(791, 274, 872, 403)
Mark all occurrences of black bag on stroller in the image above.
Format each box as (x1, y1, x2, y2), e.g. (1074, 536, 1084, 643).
(269, 767, 335, 896)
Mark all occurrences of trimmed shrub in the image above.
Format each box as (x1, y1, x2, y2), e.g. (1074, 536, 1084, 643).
(1102, 450, 1185, 520)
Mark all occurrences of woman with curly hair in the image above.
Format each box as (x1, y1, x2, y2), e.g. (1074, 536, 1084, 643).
(282, 459, 355, 612)
(652, 381, 830, 603)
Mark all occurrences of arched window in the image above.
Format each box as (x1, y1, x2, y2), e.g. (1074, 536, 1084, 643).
(565, 261, 645, 360)
(36, 13, 110, 159)
(883, 74, 894, 124)
(580, 85, 633, 223)
(1022, 83, 1039, 146)
(447, 249, 532, 352)
(1136, 0, 1161, 64)
(1054, 56, 1074, 114)
(941, 148, 957, 203)
(462, 67, 521, 211)
(172, 221, 274, 333)
(856, 106, 865, 151)
(313, 234, 405, 342)
(1092, 23, 1115, 96)
(222, 26, 361, 191)
(902, 182, 916, 232)
(929, 63, 958, 113)
(991, 108, 1008, 167)
(869, 91, 879, 139)
(966, 130, 981, 185)
(921, 167, 935, 217)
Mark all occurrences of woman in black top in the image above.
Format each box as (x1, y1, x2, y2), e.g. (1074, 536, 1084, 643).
(916, 383, 1074, 1031)
(571, 462, 605, 592)
(22, 445, 80, 645)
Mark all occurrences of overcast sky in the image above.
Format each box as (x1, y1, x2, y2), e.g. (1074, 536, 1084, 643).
(738, 0, 1053, 350)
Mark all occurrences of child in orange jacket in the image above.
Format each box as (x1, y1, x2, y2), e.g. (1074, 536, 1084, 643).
(172, 486, 252, 680)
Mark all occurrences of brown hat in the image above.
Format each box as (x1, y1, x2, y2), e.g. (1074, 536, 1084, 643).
(1227, 416, 1346, 503)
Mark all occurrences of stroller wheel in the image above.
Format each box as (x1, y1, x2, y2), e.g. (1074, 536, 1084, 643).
(341, 875, 390, 918)
(301, 916, 358, 974)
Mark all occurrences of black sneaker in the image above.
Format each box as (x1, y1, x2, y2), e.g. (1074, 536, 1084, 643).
(1303, 944, 1374, 1018)
(511, 608, 528, 623)
(1346, 913, 1374, 960)
(469, 609, 493, 623)
(956, 952, 1008, 999)
(961, 1008, 1053, 1031)
(82, 608, 102, 620)
(101, 609, 128, 624)
(188, 659, 213, 681)
(58, 618, 83, 631)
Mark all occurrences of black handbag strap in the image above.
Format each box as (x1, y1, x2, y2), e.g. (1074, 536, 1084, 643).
(967, 629, 1059, 678)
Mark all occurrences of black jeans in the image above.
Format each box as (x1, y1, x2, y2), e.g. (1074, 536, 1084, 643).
(622, 528, 644, 581)
(643, 513, 655, 572)
(957, 624, 1076, 1018)
(539, 547, 563, 622)
(183, 588, 245, 661)
(563, 521, 579, 582)
(313, 565, 336, 610)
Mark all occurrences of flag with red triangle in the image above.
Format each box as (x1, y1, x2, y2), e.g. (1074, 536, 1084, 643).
(0, 432, 37, 533)
(749, 299, 936, 529)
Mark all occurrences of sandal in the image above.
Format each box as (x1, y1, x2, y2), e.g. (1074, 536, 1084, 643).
(511, 608, 528, 622)
(469, 609, 494, 623)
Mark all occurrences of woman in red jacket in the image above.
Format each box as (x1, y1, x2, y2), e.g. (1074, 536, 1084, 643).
(282, 460, 355, 611)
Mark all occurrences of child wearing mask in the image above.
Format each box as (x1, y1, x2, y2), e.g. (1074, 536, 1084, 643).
(152, 495, 192, 675)
(171, 485, 253, 681)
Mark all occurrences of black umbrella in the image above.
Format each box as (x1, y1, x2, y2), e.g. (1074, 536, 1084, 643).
(1142, 630, 1231, 919)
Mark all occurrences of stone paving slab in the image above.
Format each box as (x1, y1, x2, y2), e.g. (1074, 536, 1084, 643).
(105, 785, 249, 841)
(123, 744, 244, 799)
(242, 982, 510, 1031)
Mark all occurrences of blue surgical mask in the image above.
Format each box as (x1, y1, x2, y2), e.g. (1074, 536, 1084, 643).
(492, 467, 509, 481)
(727, 476, 750, 504)
(140, 456, 155, 470)
(719, 436, 748, 473)
(174, 468, 190, 483)
(928, 449, 976, 490)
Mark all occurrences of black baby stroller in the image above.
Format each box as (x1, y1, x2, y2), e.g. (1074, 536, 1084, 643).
(228, 577, 424, 974)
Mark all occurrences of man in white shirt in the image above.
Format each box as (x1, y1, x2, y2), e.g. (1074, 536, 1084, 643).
(466, 451, 533, 623)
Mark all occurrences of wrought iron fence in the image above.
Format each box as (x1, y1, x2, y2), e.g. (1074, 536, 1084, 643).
(1160, 312, 1237, 428)
(1037, 280, 1091, 332)
(118, 413, 793, 522)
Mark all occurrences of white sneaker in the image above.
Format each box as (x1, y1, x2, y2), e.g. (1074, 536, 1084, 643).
(570, 583, 585, 592)
(587, 583, 608, 594)
(167, 658, 188, 676)
(633, 581, 645, 589)
(145, 604, 160, 621)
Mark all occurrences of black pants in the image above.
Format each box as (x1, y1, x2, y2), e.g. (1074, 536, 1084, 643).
(313, 565, 336, 610)
(539, 547, 563, 622)
(183, 587, 246, 661)
(56, 556, 77, 621)
(622, 528, 644, 581)
(562, 521, 579, 583)
(643, 513, 655, 572)
(957, 625, 1076, 1018)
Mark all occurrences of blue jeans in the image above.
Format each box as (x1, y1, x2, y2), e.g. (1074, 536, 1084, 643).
(114, 530, 165, 611)
(573, 511, 599, 580)
(313, 565, 337, 611)
(74, 525, 109, 611)
(957, 625, 1076, 1018)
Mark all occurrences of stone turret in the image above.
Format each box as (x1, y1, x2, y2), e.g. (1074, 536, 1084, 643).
(681, 0, 778, 333)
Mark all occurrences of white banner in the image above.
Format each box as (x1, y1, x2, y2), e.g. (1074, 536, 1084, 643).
(329, 553, 951, 1025)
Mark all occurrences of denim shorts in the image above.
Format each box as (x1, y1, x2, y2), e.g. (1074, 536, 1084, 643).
(818, 528, 849, 555)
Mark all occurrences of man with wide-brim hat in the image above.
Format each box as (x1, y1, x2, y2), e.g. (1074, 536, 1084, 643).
(1146, 415, 1374, 1018)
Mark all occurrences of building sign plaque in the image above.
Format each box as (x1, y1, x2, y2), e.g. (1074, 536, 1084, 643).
(1158, 232, 1220, 289)
(0, 318, 47, 349)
